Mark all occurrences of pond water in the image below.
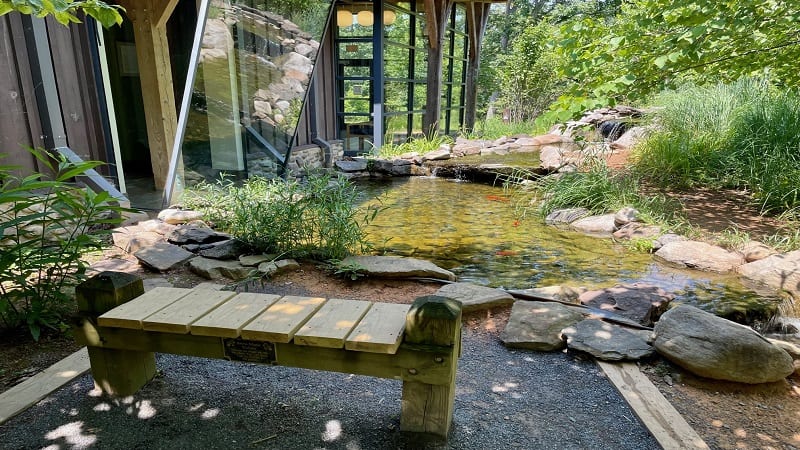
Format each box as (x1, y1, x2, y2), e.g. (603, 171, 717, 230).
(358, 177, 781, 320)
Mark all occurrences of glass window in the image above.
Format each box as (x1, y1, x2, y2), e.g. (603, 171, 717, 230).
(171, 0, 332, 198)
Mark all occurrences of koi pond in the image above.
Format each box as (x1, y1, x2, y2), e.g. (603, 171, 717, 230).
(358, 176, 782, 321)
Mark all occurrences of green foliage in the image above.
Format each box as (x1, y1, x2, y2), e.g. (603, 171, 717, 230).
(465, 117, 548, 140)
(505, 161, 680, 226)
(0, 149, 126, 339)
(633, 78, 800, 216)
(494, 21, 565, 122)
(183, 171, 380, 260)
(0, 0, 123, 28)
(326, 260, 366, 281)
(377, 134, 453, 159)
(545, 0, 800, 120)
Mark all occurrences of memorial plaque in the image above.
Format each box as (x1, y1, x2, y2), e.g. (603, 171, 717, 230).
(223, 338, 275, 364)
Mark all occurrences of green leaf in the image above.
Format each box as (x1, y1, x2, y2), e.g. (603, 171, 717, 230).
(654, 55, 669, 68)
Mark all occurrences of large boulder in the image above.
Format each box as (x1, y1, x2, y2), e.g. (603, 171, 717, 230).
(653, 305, 794, 383)
(435, 282, 514, 312)
(654, 240, 744, 273)
(737, 250, 800, 299)
(570, 214, 618, 236)
(340, 255, 456, 281)
(501, 301, 584, 351)
(562, 319, 654, 361)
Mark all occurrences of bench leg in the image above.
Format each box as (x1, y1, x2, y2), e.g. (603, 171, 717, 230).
(87, 347, 156, 396)
(76, 272, 155, 396)
(400, 295, 462, 439)
(400, 377, 456, 437)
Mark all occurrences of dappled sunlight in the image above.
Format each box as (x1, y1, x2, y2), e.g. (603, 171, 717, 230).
(321, 419, 343, 442)
(200, 408, 220, 419)
(44, 421, 97, 449)
(491, 382, 519, 393)
(56, 370, 81, 378)
(335, 320, 356, 329)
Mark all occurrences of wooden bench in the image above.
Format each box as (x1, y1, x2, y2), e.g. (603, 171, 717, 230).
(72, 272, 462, 438)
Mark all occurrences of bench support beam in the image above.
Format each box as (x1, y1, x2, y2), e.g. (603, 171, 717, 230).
(76, 272, 156, 396)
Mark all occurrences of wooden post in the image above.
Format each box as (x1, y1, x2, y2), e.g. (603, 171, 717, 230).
(464, 2, 491, 133)
(422, 0, 454, 137)
(116, 0, 180, 190)
(76, 271, 155, 396)
(400, 295, 462, 439)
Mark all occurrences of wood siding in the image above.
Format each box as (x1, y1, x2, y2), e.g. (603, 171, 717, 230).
(0, 13, 108, 177)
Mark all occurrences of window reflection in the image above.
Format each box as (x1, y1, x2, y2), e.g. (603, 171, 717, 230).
(177, 0, 331, 191)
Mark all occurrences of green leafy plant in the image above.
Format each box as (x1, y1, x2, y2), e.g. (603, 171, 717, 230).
(376, 134, 453, 159)
(0, 0, 124, 27)
(183, 171, 381, 260)
(327, 260, 367, 281)
(0, 149, 127, 339)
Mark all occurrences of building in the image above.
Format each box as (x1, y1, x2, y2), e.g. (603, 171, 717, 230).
(0, 0, 497, 208)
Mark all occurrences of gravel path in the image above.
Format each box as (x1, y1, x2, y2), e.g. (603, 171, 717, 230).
(1, 328, 658, 449)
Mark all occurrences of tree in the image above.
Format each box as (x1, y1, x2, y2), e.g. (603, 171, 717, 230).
(539, 0, 800, 123)
(494, 21, 563, 121)
(0, 0, 123, 28)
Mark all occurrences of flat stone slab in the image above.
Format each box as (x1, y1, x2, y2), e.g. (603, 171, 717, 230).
(737, 250, 800, 298)
(199, 239, 250, 260)
(335, 160, 368, 172)
(340, 255, 456, 281)
(435, 282, 514, 312)
(134, 242, 195, 272)
(655, 240, 744, 273)
(239, 254, 273, 267)
(167, 226, 230, 245)
(562, 319, 654, 361)
(578, 283, 672, 326)
(189, 257, 256, 280)
(501, 301, 584, 351)
(258, 259, 301, 277)
(138, 219, 177, 235)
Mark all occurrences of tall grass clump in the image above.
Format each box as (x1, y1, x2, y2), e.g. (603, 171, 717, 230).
(377, 134, 453, 159)
(183, 172, 379, 260)
(506, 161, 679, 225)
(634, 77, 800, 216)
(1, 149, 126, 339)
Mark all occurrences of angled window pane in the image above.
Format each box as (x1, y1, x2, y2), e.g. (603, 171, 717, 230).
(171, 0, 332, 196)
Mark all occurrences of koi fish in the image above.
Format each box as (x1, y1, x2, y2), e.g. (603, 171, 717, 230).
(495, 250, 518, 257)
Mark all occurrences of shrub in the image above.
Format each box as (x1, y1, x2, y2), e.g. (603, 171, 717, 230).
(0, 149, 126, 339)
(183, 171, 379, 260)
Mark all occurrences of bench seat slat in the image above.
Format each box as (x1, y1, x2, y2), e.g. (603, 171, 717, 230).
(240, 296, 327, 343)
(142, 290, 238, 334)
(98, 287, 191, 329)
(344, 303, 410, 354)
(293, 298, 372, 349)
(190, 293, 282, 338)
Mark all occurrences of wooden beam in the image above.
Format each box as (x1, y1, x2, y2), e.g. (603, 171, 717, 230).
(115, 0, 178, 189)
(463, 1, 491, 132)
(422, 0, 454, 137)
(0, 348, 89, 425)
(598, 361, 709, 450)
